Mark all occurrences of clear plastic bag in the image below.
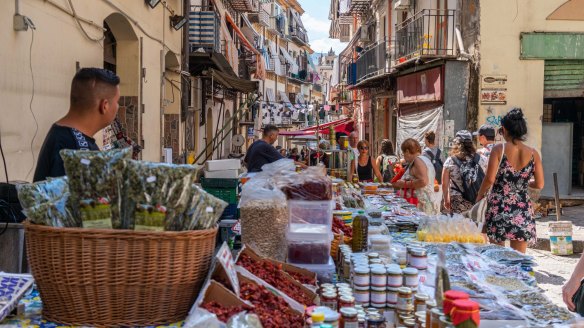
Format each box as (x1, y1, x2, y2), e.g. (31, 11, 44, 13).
(61, 148, 131, 229)
(277, 164, 332, 200)
(227, 312, 263, 328)
(17, 177, 77, 227)
(125, 160, 198, 231)
(181, 184, 228, 231)
(17, 176, 69, 209)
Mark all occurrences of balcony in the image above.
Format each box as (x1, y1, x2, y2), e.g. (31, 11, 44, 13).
(346, 40, 391, 87)
(188, 7, 221, 53)
(348, 0, 370, 15)
(289, 25, 308, 45)
(227, 0, 258, 13)
(395, 9, 457, 67)
(313, 84, 323, 92)
(268, 14, 285, 35)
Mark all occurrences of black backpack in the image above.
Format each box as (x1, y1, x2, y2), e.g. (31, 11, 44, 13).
(424, 149, 443, 184)
(451, 154, 485, 203)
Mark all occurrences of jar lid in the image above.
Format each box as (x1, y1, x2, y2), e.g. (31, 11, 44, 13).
(404, 318, 417, 326)
(415, 311, 426, 318)
(354, 285, 370, 291)
(321, 283, 335, 288)
(340, 295, 355, 302)
(369, 259, 382, 264)
(452, 299, 480, 311)
(402, 267, 419, 275)
(414, 293, 429, 301)
(397, 287, 412, 294)
(387, 287, 400, 292)
(410, 247, 427, 256)
(431, 308, 443, 315)
(322, 292, 337, 298)
(355, 266, 370, 274)
(368, 252, 380, 258)
(371, 286, 386, 291)
(439, 315, 453, 324)
(340, 307, 358, 316)
(371, 266, 386, 274)
(426, 299, 437, 307)
(387, 267, 403, 275)
(311, 312, 325, 322)
(337, 283, 351, 289)
(444, 290, 470, 301)
(354, 304, 363, 310)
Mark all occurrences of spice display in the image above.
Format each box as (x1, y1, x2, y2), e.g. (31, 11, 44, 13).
(236, 253, 315, 306)
(240, 199, 288, 261)
(352, 211, 368, 252)
(201, 301, 252, 323)
(61, 148, 131, 229)
(484, 275, 529, 291)
(239, 282, 304, 328)
(124, 160, 198, 231)
(340, 307, 358, 328)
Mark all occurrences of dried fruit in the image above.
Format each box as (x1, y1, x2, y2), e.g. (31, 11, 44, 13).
(239, 282, 304, 328)
(201, 301, 252, 323)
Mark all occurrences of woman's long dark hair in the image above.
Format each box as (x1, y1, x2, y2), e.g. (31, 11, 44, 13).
(381, 139, 395, 156)
(501, 108, 528, 143)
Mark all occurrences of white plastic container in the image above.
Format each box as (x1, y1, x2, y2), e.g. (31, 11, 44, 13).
(288, 200, 334, 232)
(205, 159, 241, 171)
(292, 256, 336, 283)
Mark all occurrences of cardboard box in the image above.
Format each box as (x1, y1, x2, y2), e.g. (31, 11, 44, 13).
(236, 271, 305, 315)
(204, 169, 240, 179)
(205, 159, 241, 171)
(201, 280, 249, 307)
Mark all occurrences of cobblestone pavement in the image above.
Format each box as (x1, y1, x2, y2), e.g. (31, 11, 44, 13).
(528, 248, 580, 308)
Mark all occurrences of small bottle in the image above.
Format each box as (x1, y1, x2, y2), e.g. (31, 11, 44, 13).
(352, 211, 369, 252)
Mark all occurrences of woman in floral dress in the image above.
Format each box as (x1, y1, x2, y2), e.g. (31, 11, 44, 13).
(476, 108, 544, 253)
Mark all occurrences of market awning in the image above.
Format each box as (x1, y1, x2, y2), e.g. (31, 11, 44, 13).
(279, 118, 354, 136)
(204, 68, 258, 93)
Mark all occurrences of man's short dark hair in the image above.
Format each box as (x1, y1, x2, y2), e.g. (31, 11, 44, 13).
(263, 124, 279, 137)
(70, 68, 120, 109)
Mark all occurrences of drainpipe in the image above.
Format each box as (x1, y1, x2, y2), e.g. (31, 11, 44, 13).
(15, 0, 19, 14)
(182, 0, 190, 161)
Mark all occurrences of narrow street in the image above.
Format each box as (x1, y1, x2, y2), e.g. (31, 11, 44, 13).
(529, 248, 579, 307)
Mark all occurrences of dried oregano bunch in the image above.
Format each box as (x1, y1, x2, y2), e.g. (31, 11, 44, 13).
(61, 148, 131, 229)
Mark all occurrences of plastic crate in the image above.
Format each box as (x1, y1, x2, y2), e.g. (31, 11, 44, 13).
(200, 177, 239, 189)
(221, 204, 239, 219)
(205, 187, 238, 204)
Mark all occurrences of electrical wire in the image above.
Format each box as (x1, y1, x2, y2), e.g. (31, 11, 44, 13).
(26, 29, 39, 181)
(67, 0, 106, 44)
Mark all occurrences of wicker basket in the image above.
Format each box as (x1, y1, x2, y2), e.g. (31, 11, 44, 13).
(24, 221, 217, 327)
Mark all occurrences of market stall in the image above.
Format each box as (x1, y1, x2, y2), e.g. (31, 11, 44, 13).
(0, 156, 580, 328)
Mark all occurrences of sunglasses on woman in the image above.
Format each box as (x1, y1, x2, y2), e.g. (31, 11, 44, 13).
(359, 146, 369, 150)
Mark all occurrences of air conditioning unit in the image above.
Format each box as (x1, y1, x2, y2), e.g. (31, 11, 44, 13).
(394, 0, 410, 10)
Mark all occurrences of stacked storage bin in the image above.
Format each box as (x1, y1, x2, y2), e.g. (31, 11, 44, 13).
(286, 198, 336, 282)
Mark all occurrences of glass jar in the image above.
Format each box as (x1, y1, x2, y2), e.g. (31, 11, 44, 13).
(354, 266, 370, 288)
(387, 267, 403, 287)
(370, 287, 386, 308)
(368, 252, 379, 259)
(354, 287, 370, 306)
(339, 295, 356, 309)
(408, 248, 428, 270)
(430, 308, 443, 328)
(366, 314, 386, 328)
(414, 293, 429, 313)
(386, 287, 399, 306)
(371, 267, 387, 288)
(397, 287, 413, 311)
(426, 300, 436, 327)
(352, 211, 369, 252)
(340, 307, 359, 328)
(343, 256, 352, 280)
(438, 315, 454, 328)
(402, 267, 419, 289)
(322, 292, 338, 311)
(403, 318, 417, 327)
(357, 315, 366, 328)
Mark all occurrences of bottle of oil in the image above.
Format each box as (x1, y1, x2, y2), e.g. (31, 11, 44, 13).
(352, 210, 369, 252)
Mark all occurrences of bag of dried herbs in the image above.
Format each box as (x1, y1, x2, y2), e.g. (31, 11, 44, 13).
(61, 148, 131, 229)
(16, 177, 76, 227)
(125, 160, 199, 231)
(179, 184, 228, 231)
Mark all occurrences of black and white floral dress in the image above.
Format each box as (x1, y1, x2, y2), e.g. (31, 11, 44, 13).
(485, 154, 536, 243)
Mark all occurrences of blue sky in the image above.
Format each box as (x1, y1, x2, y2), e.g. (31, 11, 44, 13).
(298, 0, 347, 55)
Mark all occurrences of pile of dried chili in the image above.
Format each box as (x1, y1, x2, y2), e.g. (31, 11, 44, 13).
(201, 301, 252, 323)
(237, 253, 315, 305)
(332, 217, 353, 237)
(240, 282, 304, 328)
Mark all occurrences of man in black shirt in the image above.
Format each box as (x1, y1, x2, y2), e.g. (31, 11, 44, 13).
(244, 125, 283, 172)
(33, 68, 121, 182)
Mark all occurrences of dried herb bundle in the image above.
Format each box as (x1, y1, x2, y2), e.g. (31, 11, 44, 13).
(17, 177, 76, 227)
(61, 148, 131, 229)
(179, 184, 227, 231)
(125, 160, 199, 231)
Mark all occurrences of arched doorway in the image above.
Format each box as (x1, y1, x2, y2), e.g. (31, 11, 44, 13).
(223, 110, 232, 158)
(102, 13, 141, 158)
(206, 107, 214, 160)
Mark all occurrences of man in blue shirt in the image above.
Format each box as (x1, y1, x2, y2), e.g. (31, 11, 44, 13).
(244, 125, 284, 172)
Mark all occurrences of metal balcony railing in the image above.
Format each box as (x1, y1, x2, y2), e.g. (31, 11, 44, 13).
(395, 9, 457, 65)
(289, 25, 308, 45)
(188, 6, 221, 53)
(227, 0, 259, 13)
(268, 14, 285, 35)
(353, 40, 389, 84)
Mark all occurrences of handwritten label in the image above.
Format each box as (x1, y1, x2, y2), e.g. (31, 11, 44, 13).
(216, 243, 239, 296)
(80, 159, 91, 166)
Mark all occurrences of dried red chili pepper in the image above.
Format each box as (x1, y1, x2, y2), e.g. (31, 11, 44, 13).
(332, 217, 353, 237)
(237, 253, 316, 303)
(239, 282, 304, 328)
(201, 301, 252, 323)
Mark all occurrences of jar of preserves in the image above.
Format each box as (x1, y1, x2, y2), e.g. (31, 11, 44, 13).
(354, 287, 370, 306)
(397, 287, 413, 311)
(402, 267, 419, 289)
(366, 314, 386, 328)
(414, 293, 429, 313)
(370, 287, 386, 308)
(426, 300, 437, 326)
(354, 266, 370, 288)
(408, 248, 428, 270)
(322, 292, 338, 311)
(343, 255, 352, 280)
(387, 267, 403, 287)
(430, 308, 443, 328)
(339, 295, 356, 309)
(386, 287, 399, 306)
(340, 307, 359, 328)
(371, 266, 387, 288)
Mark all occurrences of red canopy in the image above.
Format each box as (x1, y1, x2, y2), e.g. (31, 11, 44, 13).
(279, 118, 354, 136)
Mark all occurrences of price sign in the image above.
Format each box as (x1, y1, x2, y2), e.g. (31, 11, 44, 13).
(216, 243, 239, 296)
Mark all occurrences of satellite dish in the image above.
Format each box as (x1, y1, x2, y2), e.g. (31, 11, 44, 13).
(232, 134, 245, 147)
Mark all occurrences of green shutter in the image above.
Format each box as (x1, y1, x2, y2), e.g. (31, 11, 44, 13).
(521, 33, 584, 60)
(544, 60, 584, 91)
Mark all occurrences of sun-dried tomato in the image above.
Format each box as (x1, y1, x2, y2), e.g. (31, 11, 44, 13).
(332, 217, 353, 237)
(201, 301, 252, 323)
(239, 282, 304, 328)
(237, 253, 316, 304)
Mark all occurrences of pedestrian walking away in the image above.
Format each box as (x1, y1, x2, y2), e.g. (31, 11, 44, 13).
(423, 131, 444, 184)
